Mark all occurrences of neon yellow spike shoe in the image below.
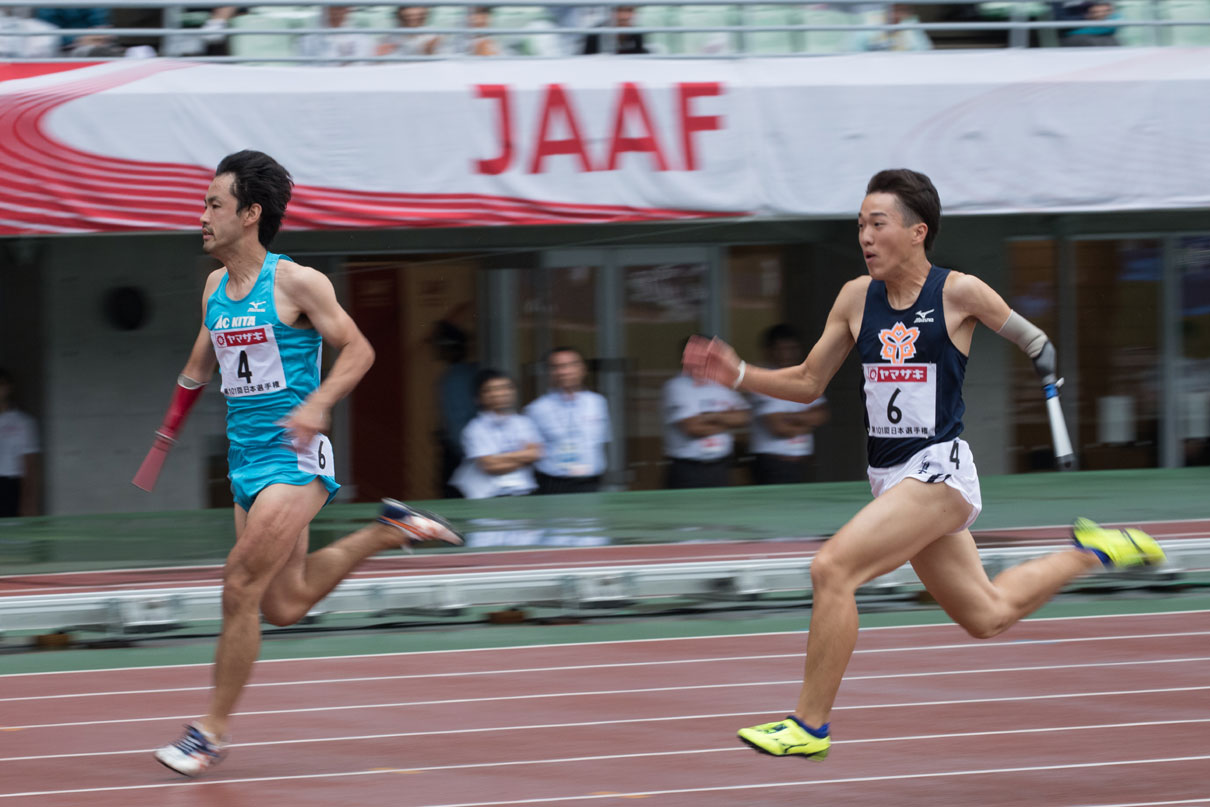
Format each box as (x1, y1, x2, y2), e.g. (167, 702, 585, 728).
(1072, 518, 1166, 568)
(737, 717, 830, 759)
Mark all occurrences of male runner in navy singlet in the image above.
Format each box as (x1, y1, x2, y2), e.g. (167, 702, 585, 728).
(683, 169, 1166, 759)
(144, 151, 462, 776)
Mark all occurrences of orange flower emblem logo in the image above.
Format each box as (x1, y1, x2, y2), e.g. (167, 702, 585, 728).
(878, 322, 920, 365)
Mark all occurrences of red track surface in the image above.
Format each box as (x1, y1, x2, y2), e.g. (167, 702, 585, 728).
(2, 611, 1209, 806)
(3, 519, 1208, 598)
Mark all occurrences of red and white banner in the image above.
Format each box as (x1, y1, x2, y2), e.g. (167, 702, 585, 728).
(1, 48, 1207, 236)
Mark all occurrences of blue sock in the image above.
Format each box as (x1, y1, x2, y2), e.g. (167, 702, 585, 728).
(787, 716, 830, 738)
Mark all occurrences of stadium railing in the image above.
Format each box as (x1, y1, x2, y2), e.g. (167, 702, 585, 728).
(1, 0, 1208, 62)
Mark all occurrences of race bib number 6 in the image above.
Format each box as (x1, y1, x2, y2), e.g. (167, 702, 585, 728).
(212, 326, 288, 398)
(863, 363, 936, 437)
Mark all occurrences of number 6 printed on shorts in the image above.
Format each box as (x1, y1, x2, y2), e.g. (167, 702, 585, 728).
(297, 433, 335, 478)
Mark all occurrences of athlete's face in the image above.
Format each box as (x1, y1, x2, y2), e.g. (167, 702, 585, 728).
(479, 377, 516, 413)
(201, 174, 257, 255)
(858, 192, 927, 278)
(548, 350, 586, 393)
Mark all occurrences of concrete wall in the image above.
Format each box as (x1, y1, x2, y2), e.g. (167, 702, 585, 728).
(34, 236, 353, 515)
(39, 234, 224, 515)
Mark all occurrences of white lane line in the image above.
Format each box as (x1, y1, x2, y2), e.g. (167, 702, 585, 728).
(2, 610, 1206, 679)
(2, 750, 1208, 801)
(0, 540, 827, 580)
(412, 755, 1210, 807)
(4, 682, 1208, 732)
(3, 520, 1203, 591)
(1065, 800, 1210, 807)
(9, 531, 1210, 596)
(3, 515, 1203, 582)
(4, 653, 1208, 703)
(0, 549, 832, 596)
(3, 715, 1208, 764)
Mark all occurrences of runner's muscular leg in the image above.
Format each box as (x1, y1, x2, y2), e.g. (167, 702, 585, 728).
(202, 481, 328, 738)
(259, 495, 408, 628)
(911, 528, 1099, 640)
(798, 479, 971, 727)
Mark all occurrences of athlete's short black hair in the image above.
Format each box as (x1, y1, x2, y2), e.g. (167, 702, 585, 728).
(215, 150, 294, 248)
(866, 169, 941, 252)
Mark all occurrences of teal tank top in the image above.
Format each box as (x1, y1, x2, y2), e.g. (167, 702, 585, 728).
(205, 252, 323, 448)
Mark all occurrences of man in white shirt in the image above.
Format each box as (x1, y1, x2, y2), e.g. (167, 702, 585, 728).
(296, 5, 377, 64)
(524, 347, 612, 495)
(0, 369, 40, 517)
(452, 369, 542, 499)
(662, 340, 750, 489)
(750, 324, 830, 485)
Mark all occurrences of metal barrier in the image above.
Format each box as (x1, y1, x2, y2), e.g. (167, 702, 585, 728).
(3, 538, 1206, 635)
(2, 0, 1208, 62)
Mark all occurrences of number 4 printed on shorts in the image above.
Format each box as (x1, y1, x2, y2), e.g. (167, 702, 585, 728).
(950, 440, 960, 468)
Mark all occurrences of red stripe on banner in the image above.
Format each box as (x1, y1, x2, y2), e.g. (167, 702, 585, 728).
(0, 63, 103, 84)
(0, 63, 750, 236)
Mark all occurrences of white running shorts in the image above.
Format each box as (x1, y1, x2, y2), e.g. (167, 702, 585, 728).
(867, 437, 983, 531)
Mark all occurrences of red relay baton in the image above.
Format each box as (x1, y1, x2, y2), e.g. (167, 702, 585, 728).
(133, 379, 205, 492)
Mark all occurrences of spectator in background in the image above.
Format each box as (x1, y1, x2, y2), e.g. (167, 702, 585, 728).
(1054, 0, 1120, 45)
(378, 5, 444, 56)
(466, 6, 500, 55)
(451, 369, 542, 499)
(35, 6, 122, 55)
(0, 369, 40, 518)
(167, 6, 241, 58)
(854, 4, 933, 51)
(524, 346, 612, 494)
(432, 320, 479, 497)
(297, 4, 377, 63)
(583, 5, 648, 54)
(0, 9, 60, 57)
(749, 324, 829, 485)
(662, 337, 750, 489)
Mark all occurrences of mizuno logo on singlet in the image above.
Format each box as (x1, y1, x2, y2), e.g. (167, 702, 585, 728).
(247, 301, 266, 313)
(914, 309, 935, 323)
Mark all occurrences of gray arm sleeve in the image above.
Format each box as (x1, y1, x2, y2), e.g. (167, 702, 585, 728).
(996, 311, 1049, 359)
(998, 311, 1057, 385)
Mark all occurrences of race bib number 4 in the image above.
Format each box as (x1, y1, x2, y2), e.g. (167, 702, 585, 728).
(213, 326, 288, 398)
(863, 363, 936, 437)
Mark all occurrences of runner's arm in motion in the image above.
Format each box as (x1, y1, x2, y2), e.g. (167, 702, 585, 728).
(162, 272, 224, 441)
(277, 263, 376, 448)
(134, 276, 221, 491)
(683, 279, 864, 404)
(946, 272, 1058, 385)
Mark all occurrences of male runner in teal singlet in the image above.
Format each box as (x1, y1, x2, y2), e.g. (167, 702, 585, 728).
(144, 151, 462, 776)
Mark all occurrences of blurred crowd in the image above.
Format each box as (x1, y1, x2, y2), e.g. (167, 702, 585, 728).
(0, 1, 1151, 60)
(435, 323, 830, 499)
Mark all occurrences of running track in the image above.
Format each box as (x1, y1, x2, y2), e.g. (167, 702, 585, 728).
(3, 519, 1208, 598)
(2, 521, 1208, 806)
(1, 611, 1209, 806)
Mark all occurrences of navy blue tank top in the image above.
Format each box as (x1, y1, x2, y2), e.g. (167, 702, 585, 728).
(856, 265, 967, 468)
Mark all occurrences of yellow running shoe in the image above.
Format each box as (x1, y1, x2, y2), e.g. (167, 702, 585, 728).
(1072, 518, 1166, 568)
(737, 717, 830, 759)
